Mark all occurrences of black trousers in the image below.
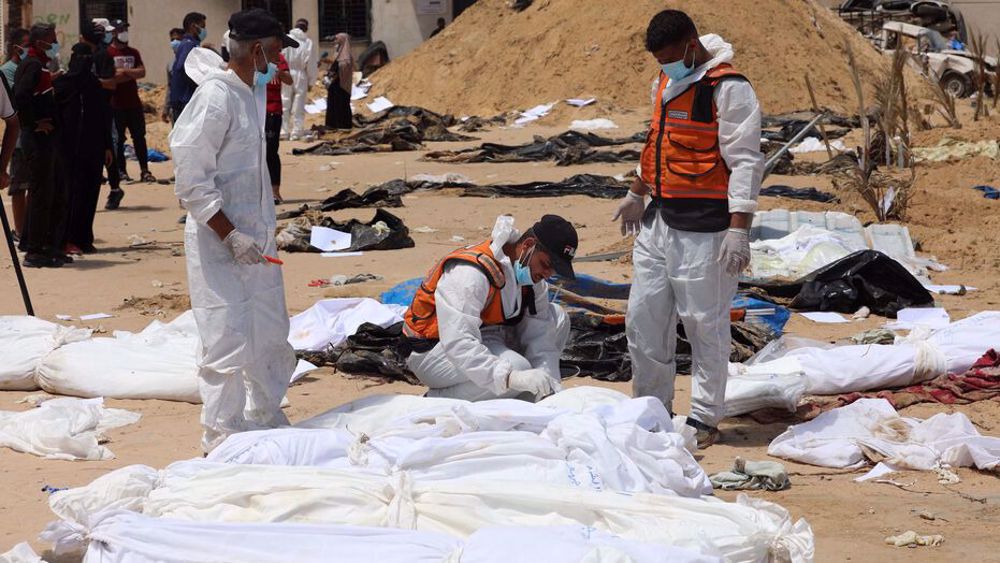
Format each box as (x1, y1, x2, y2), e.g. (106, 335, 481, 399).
(115, 107, 148, 173)
(265, 112, 282, 186)
(22, 132, 66, 255)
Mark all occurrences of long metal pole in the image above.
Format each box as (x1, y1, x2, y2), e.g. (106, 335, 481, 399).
(0, 196, 33, 315)
(763, 112, 828, 178)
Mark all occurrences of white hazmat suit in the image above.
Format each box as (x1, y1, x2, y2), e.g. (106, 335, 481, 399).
(627, 35, 764, 428)
(282, 27, 317, 138)
(170, 48, 295, 452)
(407, 216, 571, 401)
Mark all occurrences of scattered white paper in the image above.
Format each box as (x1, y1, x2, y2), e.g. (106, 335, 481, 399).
(854, 461, 901, 482)
(412, 226, 439, 234)
(56, 314, 73, 321)
(789, 137, 847, 154)
(799, 312, 849, 324)
(80, 313, 114, 321)
(304, 98, 328, 115)
(885, 308, 950, 330)
(566, 98, 596, 107)
(309, 226, 352, 252)
(320, 251, 364, 258)
(290, 359, 319, 384)
(350, 80, 371, 101)
(366, 96, 394, 113)
(514, 102, 555, 125)
(922, 284, 976, 295)
(570, 118, 618, 130)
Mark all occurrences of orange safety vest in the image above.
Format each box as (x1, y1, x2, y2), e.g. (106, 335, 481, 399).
(639, 63, 748, 200)
(403, 239, 535, 341)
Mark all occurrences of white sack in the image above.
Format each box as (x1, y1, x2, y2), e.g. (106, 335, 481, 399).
(724, 373, 807, 417)
(49, 460, 813, 563)
(294, 388, 709, 496)
(56, 510, 717, 563)
(0, 398, 139, 460)
(732, 311, 1000, 396)
(0, 316, 91, 391)
(768, 398, 1000, 471)
(36, 313, 201, 402)
(288, 298, 404, 351)
(0, 543, 42, 563)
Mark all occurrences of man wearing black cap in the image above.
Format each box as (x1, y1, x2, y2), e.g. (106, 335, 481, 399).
(169, 8, 300, 453)
(402, 214, 578, 402)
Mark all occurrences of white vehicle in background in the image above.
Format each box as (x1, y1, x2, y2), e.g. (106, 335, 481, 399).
(879, 21, 997, 97)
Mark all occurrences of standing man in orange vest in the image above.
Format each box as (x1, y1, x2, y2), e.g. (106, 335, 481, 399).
(612, 10, 764, 448)
(402, 215, 577, 402)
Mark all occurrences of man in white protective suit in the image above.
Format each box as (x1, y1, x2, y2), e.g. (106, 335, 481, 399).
(402, 215, 578, 402)
(281, 18, 317, 140)
(612, 9, 764, 448)
(170, 8, 301, 453)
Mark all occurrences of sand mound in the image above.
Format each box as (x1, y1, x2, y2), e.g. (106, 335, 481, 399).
(370, 0, 915, 116)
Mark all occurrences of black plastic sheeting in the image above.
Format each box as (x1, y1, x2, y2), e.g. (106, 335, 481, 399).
(277, 209, 415, 253)
(423, 131, 645, 165)
(301, 312, 772, 384)
(296, 106, 476, 156)
(278, 175, 631, 220)
(745, 250, 934, 318)
(759, 185, 838, 203)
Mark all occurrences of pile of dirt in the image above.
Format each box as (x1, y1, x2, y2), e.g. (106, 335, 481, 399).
(117, 293, 191, 316)
(370, 0, 923, 116)
(138, 83, 166, 116)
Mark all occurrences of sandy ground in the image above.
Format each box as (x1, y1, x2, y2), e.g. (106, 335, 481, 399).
(1, 109, 999, 562)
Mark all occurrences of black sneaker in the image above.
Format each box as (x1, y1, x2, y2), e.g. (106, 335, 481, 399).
(23, 252, 62, 268)
(686, 418, 720, 449)
(49, 251, 73, 265)
(106, 188, 125, 210)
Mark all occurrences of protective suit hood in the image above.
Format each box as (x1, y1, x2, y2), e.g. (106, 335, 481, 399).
(185, 47, 241, 88)
(661, 34, 734, 103)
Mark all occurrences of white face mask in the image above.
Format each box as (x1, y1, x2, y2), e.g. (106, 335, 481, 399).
(117, 31, 129, 43)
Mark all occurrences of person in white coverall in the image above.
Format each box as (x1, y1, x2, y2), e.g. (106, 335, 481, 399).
(281, 19, 317, 139)
(170, 8, 301, 453)
(612, 10, 764, 448)
(402, 215, 578, 402)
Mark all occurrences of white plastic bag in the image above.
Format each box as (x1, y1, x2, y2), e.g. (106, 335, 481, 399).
(0, 398, 139, 460)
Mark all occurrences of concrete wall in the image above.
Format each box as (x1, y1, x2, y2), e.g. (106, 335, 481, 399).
(28, 0, 331, 85)
(371, 0, 452, 59)
(952, 1, 1000, 55)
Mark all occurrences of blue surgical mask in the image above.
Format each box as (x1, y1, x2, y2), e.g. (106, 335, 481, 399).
(255, 62, 277, 87)
(169, 39, 181, 52)
(103, 32, 113, 44)
(660, 43, 694, 82)
(197, 26, 207, 41)
(44, 42, 60, 59)
(514, 247, 535, 286)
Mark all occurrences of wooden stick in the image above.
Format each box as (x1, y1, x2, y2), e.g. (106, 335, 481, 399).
(804, 74, 835, 160)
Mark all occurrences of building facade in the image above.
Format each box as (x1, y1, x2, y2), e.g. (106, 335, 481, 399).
(4, 0, 477, 84)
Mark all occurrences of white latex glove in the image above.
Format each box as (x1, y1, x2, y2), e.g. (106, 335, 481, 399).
(223, 230, 266, 265)
(718, 228, 751, 277)
(611, 190, 645, 237)
(507, 368, 555, 399)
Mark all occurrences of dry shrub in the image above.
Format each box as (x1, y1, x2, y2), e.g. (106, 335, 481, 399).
(838, 40, 916, 222)
(968, 28, 991, 121)
(930, 80, 961, 128)
(873, 48, 911, 166)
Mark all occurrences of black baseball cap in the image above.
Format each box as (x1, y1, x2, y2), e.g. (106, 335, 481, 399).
(228, 8, 299, 48)
(532, 215, 578, 279)
(110, 19, 129, 31)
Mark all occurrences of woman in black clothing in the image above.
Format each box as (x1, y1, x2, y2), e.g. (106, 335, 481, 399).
(324, 33, 353, 130)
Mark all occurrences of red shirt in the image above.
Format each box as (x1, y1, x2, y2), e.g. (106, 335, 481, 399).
(106, 43, 144, 110)
(266, 54, 289, 114)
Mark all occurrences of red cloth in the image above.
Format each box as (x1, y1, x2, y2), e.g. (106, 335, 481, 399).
(266, 54, 288, 115)
(106, 44, 144, 110)
(835, 349, 1000, 409)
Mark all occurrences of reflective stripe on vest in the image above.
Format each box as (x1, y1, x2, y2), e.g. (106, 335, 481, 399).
(639, 63, 747, 200)
(404, 239, 523, 341)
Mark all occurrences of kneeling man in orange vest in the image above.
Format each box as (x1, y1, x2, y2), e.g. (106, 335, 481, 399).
(402, 215, 578, 401)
